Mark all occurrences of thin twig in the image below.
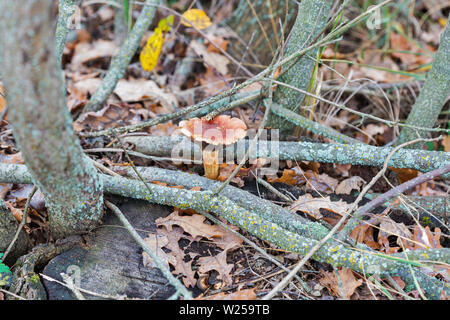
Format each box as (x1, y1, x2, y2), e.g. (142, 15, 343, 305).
(2, 186, 37, 261)
(39, 273, 125, 300)
(61, 273, 86, 300)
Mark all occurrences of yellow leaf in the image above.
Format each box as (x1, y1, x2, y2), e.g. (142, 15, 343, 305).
(139, 28, 164, 71)
(181, 9, 212, 30)
(438, 17, 447, 28)
(158, 15, 174, 32)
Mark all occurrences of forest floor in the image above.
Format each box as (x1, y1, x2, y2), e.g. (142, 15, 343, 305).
(0, 0, 449, 300)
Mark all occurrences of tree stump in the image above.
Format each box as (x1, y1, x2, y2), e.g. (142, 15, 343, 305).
(43, 198, 176, 300)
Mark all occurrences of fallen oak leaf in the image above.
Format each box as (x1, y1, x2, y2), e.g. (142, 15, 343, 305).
(196, 288, 257, 300)
(289, 194, 351, 220)
(267, 168, 307, 186)
(217, 164, 246, 187)
(156, 210, 224, 240)
(349, 223, 381, 250)
(335, 176, 366, 195)
(142, 233, 175, 270)
(319, 268, 363, 299)
(411, 225, 442, 250)
(157, 226, 198, 288)
(377, 216, 414, 251)
(198, 250, 234, 286)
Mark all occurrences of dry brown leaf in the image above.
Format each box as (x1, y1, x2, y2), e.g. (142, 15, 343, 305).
(198, 250, 234, 286)
(190, 40, 229, 76)
(206, 35, 229, 53)
(74, 103, 141, 131)
(319, 268, 363, 299)
(4, 201, 27, 223)
(443, 135, 450, 152)
(267, 168, 308, 186)
(149, 121, 178, 136)
(411, 225, 442, 250)
(358, 124, 388, 144)
(211, 218, 243, 252)
(389, 167, 419, 184)
(289, 194, 351, 220)
(390, 33, 434, 68)
(157, 226, 198, 288)
(199, 67, 229, 96)
(217, 164, 245, 187)
(71, 39, 119, 67)
(334, 164, 352, 177)
(156, 210, 224, 240)
(356, 51, 411, 83)
(377, 216, 414, 251)
(336, 176, 366, 195)
(306, 172, 339, 193)
(349, 223, 381, 250)
(197, 288, 257, 300)
(142, 233, 175, 270)
(72, 77, 102, 97)
(8, 184, 45, 210)
(114, 79, 178, 111)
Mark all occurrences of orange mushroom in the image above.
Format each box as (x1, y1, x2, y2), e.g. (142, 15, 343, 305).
(179, 115, 247, 179)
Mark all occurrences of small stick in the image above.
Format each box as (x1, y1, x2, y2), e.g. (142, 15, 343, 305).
(255, 176, 293, 203)
(2, 186, 37, 261)
(61, 273, 86, 300)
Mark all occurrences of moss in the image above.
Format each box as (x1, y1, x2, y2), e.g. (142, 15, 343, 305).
(421, 216, 432, 226)
(29, 273, 40, 284)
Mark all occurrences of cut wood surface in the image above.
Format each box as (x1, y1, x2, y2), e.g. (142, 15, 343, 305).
(43, 199, 175, 300)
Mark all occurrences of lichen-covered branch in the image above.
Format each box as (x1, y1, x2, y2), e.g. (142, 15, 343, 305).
(369, 194, 449, 224)
(114, 165, 332, 240)
(82, 0, 158, 114)
(114, 0, 128, 46)
(0, 0, 103, 238)
(397, 14, 450, 147)
(81, 90, 262, 137)
(0, 162, 448, 298)
(55, 0, 76, 62)
(123, 135, 450, 178)
(270, 102, 360, 144)
(267, 0, 332, 132)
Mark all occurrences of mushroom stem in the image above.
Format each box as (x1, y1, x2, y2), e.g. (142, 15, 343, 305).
(202, 149, 219, 180)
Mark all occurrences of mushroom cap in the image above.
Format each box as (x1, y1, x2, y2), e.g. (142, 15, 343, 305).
(179, 115, 247, 145)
